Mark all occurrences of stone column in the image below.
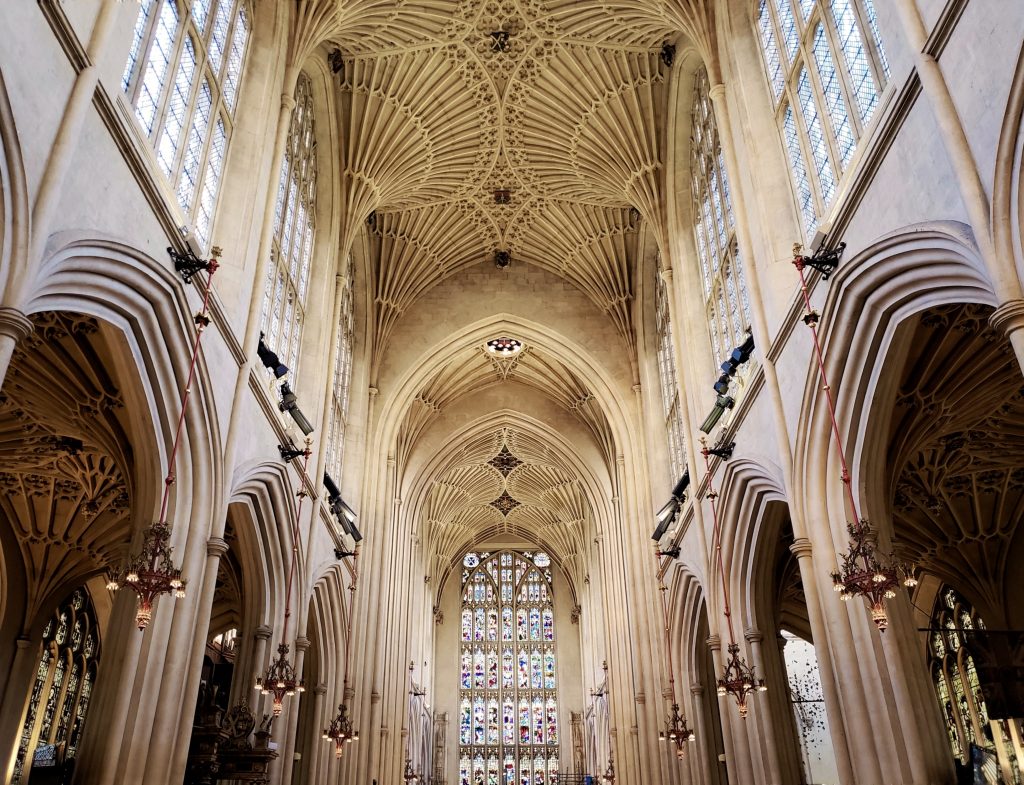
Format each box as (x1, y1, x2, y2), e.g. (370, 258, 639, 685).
(788, 538, 854, 783)
(251, 625, 274, 719)
(0, 306, 33, 391)
(743, 629, 782, 784)
(0, 636, 41, 777)
(890, 0, 1024, 374)
(688, 684, 713, 785)
(276, 634, 309, 784)
(307, 683, 328, 784)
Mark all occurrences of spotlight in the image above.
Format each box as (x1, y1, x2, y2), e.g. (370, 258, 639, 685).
(653, 469, 690, 541)
(258, 333, 289, 378)
(279, 382, 314, 435)
(700, 395, 735, 434)
(713, 374, 732, 395)
(720, 332, 755, 377)
(324, 473, 362, 542)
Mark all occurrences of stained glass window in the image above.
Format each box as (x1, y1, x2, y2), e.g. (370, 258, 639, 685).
(929, 587, 1023, 779)
(121, 0, 251, 249)
(654, 257, 686, 483)
(259, 73, 318, 383)
(690, 67, 752, 371)
(12, 589, 101, 784)
(460, 552, 559, 784)
(756, 0, 888, 237)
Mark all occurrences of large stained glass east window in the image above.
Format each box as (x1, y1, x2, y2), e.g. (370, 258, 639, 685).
(459, 551, 559, 785)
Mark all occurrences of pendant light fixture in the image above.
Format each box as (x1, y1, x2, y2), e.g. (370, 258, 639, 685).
(107, 248, 222, 629)
(792, 245, 917, 631)
(701, 439, 766, 717)
(324, 546, 361, 757)
(654, 555, 695, 757)
(255, 440, 312, 714)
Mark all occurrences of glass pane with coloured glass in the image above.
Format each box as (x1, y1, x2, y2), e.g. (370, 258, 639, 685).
(755, 0, 888, 238)
(690, 67, 752, 372)
(259, 73, 318, 383)
(459, 551, 559, 784)
(12, 589, 101, 784)
(928, 587, 1023, 781)
(654, 256, 686, 482)
(121, 0, 251, 250)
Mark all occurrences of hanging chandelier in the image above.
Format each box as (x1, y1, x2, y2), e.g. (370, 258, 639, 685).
(654, 563, 695, 758)
(325, 551, 362, 758)
(658, 702, 695, 757)
(323, 700, 359, 757)
(702, 439, 767, 718)
(402, 757, 420, 783)
(792, 245, 917, 632)
(107, 248, 221, 629)
(716, 642, 767, 718)
(255, 642, 305, 716)
(255, 439, 312, 715)
(600, 760, 615, 783)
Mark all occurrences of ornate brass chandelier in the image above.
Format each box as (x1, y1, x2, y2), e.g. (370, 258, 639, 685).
(107, 248, 221, 629)
(654, 557, 695, 758)
(323, 700, 359, 757)
(256, 439, 312, 715)
(702, 439, 767, 717)
(792, 245, 917, 631)
(402, 757, 420, 783)
(324, 548, 361, 758)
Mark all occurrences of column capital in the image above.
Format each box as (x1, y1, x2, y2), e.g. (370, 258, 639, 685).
(314, 683, 328, 696)
(659, 266, 674, 284)
(990, 299, 1024, 337)
(706, 633, 721, 651)
(16, 635, 33, 649)
(690, 683, 704, 697)
(295, 636, 311, 651)
(206, 536, 229, 557)
(789, 537, 814, 559)
(280, 93, 297, 112)
(254, 624, 273, 641)
(708, 83, 727, 102)
(744, 628, 763, 643)
(0, 307, 33, 341)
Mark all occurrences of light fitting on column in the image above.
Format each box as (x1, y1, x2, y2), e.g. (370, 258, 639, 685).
(792, 243, 917, 632)
(107, 248, 222, 628)
(658, 701, 696, 756)
(652, 469, 689, 541)
(324, 544, 361, 758)
(257, 333, 290, 378)
(654, 553, 696, 759)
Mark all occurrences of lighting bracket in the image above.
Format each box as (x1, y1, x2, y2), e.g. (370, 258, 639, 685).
(278, 441, 310, 462)
(167, 246, 218, 285)
(658, 545, 681, 559)
(334, 547, 356, 560)
(795, 240, 846, 281)
(704, 438, 736, 461)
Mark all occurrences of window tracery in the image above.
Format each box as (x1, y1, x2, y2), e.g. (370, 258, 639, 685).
(929, 587, 1023, 781)
(13, 589, 101, 784)
(654, 258, 686, 481)
(325, 258, 356, 483)
(459, 551, 560, 785)
(756, 0, 888, 235)
(259, 73, 318, 381)
(690, 67, 751, 371)
(121, 0, 251, 249)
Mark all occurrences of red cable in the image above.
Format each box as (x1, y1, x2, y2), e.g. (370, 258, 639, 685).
(701, 447, 736, 646)
(281, 446, 312, 644)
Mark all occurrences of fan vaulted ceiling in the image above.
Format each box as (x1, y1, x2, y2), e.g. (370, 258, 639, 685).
(293, 0, 721, 362)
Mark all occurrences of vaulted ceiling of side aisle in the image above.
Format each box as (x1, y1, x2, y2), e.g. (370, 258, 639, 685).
(293, 0, 722, 371)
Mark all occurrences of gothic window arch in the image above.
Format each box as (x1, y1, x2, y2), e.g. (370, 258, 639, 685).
(756, 0, 888, 235)
(121, 0, 251, 249)
(929, 586, 1022, 781)
(325, 258, 356, 483)
(690, 67, 751, 370)
(458, 551, 559, 785)
(13, 589, 101, 784)
(259, 72, 318, 381)
(654, 258, 686, 481)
